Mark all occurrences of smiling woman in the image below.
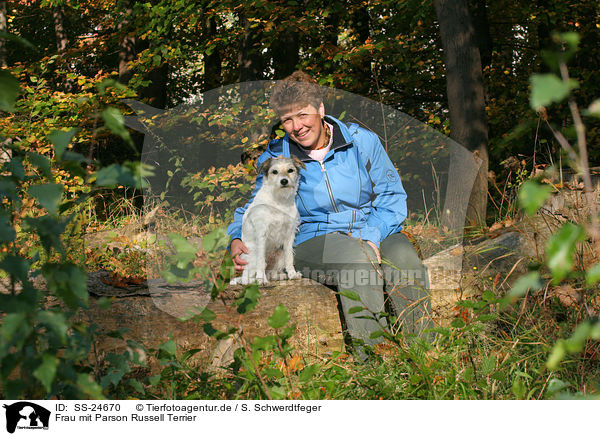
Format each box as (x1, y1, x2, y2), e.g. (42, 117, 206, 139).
(228, 71, 432, 357)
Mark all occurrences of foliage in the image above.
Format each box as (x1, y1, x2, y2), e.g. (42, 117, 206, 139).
(0, 65, 151, 398)
(515, 32, 600, 381)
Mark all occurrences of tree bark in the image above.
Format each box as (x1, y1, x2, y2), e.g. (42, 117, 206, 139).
(0, 0, 7, 67)
(202, 15, 222, 91)
(118, 2, 136, 84)
(238, 11, 264, 82)
(469, 0, 492, 70)
(53, 5, 68, 53)
(434, 0, 489, 228)
(271, 31, 299, 80)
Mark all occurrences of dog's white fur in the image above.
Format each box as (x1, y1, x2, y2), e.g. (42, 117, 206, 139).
(230, 156, 305, 285)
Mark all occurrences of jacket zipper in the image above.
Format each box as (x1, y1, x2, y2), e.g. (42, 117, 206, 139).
(349, 210, 355, 233)
(319, 161, 339, 213)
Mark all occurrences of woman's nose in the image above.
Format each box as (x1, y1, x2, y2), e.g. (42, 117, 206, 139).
(292, 117, 302, 131)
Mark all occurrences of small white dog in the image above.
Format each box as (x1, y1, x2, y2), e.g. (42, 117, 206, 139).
(230, 156, 305, 285)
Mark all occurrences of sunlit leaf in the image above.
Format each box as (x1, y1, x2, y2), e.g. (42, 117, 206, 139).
(268, 304, 290, 329)
(545, 222, 585, 283)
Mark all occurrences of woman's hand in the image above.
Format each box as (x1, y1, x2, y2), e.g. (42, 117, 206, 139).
(230, 238, 249, 272)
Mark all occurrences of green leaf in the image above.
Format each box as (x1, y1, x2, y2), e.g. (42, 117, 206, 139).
(28, 183, 63, 215)
(268, 304, 290, 329)
(43, 263, 88, 309)
(545, 222, 586, 283)
(529, 74, 578, 110)
(583, 99, 600, 118)
(94, 162, 152, 189)
(482, 290, 496, 302)
(199, 307, 216, 322)
(339, 289, 361, 302)
(3, 157, 25, 180)
(586, 263, 600, 286)
(511, 378, 526, 399)
(0, 70, 20, 112)
(518, 180, 552, 216)
(33, 354, 58, 393)
(298, 364, 320, 382)
(0, 255, 30, 283)
(253, 335, 276, 350)
(102, 107, 132, 144)
(369, 329, 384, 339)
(451, 318, 465, 328)
(168, 233, 197, 265)
(202, 227, 229, 251)
(236, 283, 260, 314)
(27, 152, 52, 177)
(94, 164, 133, 188)
(159, 338, 177, 356)
(546, 378, 569, 397)
(0, 212, 16, 243)
(348, 305, 364, 314)
(0, 313, 29, 342)
(558, 32, 580, 50)
(0, 178, 18, 201)
(129, 379, 145, 394)
(76, 373, 105, 399)
(48, 129, 78, 160)
(481, 356, 497, 376)
(507, 271, 542, 299)
(36, 311, 69, 343)
(149, 374, 161, 387)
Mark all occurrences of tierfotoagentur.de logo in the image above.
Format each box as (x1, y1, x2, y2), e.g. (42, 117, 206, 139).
(2, 402, 50, 434)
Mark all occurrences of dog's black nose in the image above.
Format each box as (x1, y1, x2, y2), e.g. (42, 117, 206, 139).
(280, 178, 288, 186)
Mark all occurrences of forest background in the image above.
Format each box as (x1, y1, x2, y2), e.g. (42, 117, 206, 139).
(0, 0, 599, 400)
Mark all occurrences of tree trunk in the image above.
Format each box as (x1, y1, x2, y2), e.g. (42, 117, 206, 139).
(139, 61, 168, 109)
(202, 15, 222, 91)
(238, 11, 264, 82)
(271, 31, 299, 79)
(0, 0, 7, 67)
(434, 0, 489, 229)
(469, 0, 492, 71)
(53, 6, 68, 53)
(118, 3, 136, 85)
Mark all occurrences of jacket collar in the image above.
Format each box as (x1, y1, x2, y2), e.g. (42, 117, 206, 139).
(286, 115, 353, 162)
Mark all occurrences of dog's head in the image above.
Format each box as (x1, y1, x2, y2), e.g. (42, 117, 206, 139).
(258, 156, 304, 190)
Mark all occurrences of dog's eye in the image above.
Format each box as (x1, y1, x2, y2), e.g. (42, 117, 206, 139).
(288, 168, 295, 173)
(271, 170, 278, 175)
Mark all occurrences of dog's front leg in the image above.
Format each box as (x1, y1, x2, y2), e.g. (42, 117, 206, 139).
(254, 237, 269, 284)
(283, 232, 302, 280)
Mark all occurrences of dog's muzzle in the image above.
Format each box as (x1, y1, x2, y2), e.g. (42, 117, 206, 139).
(280, 178, 289, 186)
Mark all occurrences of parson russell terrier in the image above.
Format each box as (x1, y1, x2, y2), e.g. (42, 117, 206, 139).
(230, 156, 305, 285)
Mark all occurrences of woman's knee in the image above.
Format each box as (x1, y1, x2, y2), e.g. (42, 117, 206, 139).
(380, 232, 423, 270)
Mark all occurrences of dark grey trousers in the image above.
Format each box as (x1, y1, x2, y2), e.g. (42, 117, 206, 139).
(294, 232, 431, 349)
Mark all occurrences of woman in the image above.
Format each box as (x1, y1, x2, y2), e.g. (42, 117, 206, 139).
(228, 71, 431, 353)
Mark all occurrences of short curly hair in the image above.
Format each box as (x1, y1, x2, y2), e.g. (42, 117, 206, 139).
(270, 71, 323, 115)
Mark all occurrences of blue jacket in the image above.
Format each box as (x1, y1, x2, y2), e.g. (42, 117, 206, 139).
(227, 115, 407, 247)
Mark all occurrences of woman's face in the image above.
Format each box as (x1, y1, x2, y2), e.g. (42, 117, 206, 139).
(279, 102, 326, 150)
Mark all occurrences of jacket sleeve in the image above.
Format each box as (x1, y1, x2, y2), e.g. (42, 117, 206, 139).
(360, 129, 407, 247)
(226, 149, 273, 250)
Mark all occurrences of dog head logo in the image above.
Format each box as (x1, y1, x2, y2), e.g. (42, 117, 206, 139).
(3, 402, 50, 433)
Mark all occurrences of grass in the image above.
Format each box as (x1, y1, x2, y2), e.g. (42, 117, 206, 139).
(80, 190, 600, 400)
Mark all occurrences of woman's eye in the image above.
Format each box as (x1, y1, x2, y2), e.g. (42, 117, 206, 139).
(272, 170, 278, 175)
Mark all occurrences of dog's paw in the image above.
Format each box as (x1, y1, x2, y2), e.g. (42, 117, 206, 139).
(287, 270, 303, 280)
(255, 272, 269, 285)
(229, 277, 243, 286)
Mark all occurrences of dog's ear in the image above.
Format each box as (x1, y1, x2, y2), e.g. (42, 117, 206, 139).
(292, 156, 306, 170)
(257, 157, 272, 178)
